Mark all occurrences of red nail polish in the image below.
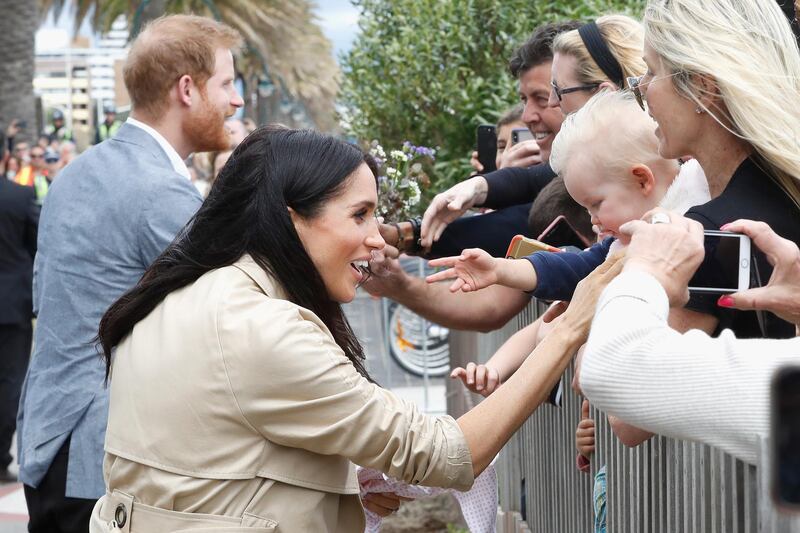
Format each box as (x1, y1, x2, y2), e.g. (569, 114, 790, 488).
(717, 295, 734, 308)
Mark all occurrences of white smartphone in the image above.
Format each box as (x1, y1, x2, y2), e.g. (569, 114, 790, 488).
(688, 230, 751, 294)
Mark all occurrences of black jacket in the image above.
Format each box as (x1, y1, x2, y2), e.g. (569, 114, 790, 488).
(426, 163, 557, 258)
(0, 179, 40, 324)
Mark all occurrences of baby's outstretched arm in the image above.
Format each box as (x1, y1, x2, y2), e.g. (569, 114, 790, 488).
(427, 248, 538, 292)
(451, 317, 545, 396)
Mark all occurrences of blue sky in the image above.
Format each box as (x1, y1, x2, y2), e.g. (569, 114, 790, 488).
(314, 0, 361, 60)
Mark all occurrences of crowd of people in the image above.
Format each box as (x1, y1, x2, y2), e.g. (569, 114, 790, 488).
(0, 1, 798, 532)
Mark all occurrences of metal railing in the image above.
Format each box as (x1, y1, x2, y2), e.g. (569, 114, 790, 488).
(446, 299, 800, 533)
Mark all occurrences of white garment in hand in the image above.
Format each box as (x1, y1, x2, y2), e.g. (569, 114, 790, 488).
(358, 464, 498, 533)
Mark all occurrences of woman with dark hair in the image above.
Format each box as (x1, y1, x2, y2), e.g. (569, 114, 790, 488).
(90, 125, 620, 532)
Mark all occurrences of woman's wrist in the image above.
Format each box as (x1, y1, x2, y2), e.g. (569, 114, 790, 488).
(471, 176, 489, 207)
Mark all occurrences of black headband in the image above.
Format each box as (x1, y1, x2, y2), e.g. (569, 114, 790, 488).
(578, 21, 625, 89)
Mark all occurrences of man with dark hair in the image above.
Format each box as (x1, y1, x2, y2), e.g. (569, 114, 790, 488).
(367, 21, 582, 332)
(17, 15, 243, 531)
(527, 177, 593, 242)
(414, 21, 583, 258)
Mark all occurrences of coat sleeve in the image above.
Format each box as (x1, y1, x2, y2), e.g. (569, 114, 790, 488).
(524, 239, 612, 301)
(581, 270, 800, 465)
(482, 163, 556, 209)
(215, 294, 474, 491)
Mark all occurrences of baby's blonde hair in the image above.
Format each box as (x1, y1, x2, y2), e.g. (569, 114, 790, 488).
(550, 90, 674, 185)
(644, 0, 800, 208)
(553, 14, 646, 88)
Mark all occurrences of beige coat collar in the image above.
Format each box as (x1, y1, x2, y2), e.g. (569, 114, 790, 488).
(232, 254, 289, 301)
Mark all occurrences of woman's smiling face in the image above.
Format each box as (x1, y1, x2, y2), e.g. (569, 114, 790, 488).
(291, 163, 386, 303)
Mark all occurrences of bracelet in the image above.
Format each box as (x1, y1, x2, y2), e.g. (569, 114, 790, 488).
(406, 217, 423, 255)
(390, 222, 403, 248)
(395, 221, 415, 253)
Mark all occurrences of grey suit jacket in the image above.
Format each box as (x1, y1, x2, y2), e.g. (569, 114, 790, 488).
(17, 123, 203, 498)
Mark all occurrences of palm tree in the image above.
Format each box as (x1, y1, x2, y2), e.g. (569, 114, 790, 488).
(0, 0, 38, 144)
(39, 0, 340, 130)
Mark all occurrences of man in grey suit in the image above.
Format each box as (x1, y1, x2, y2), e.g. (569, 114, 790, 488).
(17, 15, 243, 531)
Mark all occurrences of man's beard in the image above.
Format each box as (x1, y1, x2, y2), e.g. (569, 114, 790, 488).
(183, 94, 230, 153)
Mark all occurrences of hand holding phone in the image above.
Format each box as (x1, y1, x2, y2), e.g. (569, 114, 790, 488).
(499, 132, 541, 169)
(510, 127, 534, 146)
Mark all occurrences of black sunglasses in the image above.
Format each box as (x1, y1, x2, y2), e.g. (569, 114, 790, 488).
(551, 81, 600, 102)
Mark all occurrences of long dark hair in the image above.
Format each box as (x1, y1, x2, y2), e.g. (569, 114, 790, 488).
(98, 125, 376, 380)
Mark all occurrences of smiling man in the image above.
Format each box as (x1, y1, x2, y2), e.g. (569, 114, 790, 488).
(367, 21, 582, 332)
(16, 15, 243, 531)
(414, 21, 581, 259)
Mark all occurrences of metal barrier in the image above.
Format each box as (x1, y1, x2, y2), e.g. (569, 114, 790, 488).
(446, 299, 800, 533)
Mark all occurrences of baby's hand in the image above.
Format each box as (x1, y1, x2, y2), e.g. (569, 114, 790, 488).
(426, 248, 498, 292)
(576, 399, 595, 458)
(450, 362, 501, 397)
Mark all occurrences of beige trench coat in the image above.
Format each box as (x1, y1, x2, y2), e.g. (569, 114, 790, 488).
(90, 255, 473, 532)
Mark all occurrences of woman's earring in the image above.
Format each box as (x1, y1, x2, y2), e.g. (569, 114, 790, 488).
(695, 107, 704, 114)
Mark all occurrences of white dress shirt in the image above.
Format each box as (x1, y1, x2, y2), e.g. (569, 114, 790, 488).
(126, 117, 190, 180)
(581, 270, 800, 465)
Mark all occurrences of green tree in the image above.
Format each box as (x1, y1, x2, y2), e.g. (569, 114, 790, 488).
(340, 0, 643, 194)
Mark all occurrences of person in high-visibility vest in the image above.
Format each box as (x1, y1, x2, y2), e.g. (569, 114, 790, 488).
(94, 105, 122, 144)
(43, 109, 73, 145)
(14, 147, 51, 204)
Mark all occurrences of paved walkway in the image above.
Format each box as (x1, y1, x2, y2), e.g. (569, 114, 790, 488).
(0, 482, 26, 530)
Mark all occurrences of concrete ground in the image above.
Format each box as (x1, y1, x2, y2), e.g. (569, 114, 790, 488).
(0, 435, 27, 531)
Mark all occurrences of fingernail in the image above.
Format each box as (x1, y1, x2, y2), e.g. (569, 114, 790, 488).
(717, 295, 734, 308)
(720, 223, 730, 231)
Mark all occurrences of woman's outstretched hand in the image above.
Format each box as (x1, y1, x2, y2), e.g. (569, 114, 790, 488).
(426, 248, 498, 292)
(719, 219, 800, 326)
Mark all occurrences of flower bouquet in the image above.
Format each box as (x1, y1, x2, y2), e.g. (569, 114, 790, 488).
(369, 141, 435, 222)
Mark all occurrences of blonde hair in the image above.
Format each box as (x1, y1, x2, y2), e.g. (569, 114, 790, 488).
(553, 15, 646, 88)
(123, 15, 242, 117)
(550, 90, 674, 183)
(644, 0, 800, 207)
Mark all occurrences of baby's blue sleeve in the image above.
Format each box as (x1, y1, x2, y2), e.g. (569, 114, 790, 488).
(523, 238, 613, 301)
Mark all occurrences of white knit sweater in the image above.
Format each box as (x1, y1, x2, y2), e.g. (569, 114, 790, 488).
(580, 270, 800, 465)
